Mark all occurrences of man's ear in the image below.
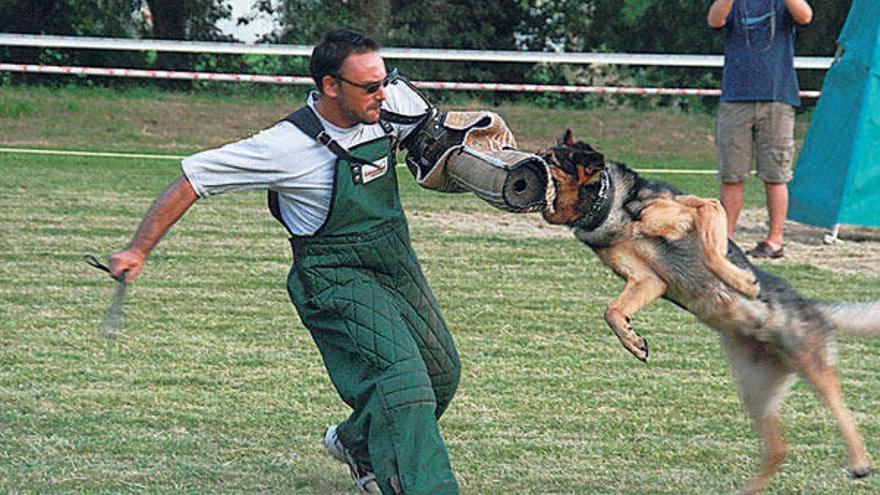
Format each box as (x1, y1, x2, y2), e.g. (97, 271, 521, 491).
(321, 75, 341, 98)
(557, 128, 575, 146)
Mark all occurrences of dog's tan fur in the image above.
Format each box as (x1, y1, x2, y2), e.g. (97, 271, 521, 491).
(540, 130, 880, 494)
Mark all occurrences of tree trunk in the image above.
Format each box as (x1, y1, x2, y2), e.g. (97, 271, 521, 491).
(146, 0, 191, 87)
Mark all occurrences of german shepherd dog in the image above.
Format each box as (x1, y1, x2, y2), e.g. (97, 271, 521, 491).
(540, 129, 880, 494)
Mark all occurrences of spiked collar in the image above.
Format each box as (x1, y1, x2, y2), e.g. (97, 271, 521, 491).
(577, 168, 613, 232)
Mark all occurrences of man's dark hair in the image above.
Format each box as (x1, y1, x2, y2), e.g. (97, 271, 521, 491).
(310, 29, 381, 92)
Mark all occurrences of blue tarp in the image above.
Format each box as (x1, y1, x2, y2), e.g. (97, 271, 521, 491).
(788, 0, 880, 228)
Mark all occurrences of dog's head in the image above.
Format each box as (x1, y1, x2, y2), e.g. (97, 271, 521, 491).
(540, 129, 607, 225)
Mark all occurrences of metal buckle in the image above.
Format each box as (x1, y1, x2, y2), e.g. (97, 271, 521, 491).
(351, 164, 364, 184)
(316, 130, 333, 146)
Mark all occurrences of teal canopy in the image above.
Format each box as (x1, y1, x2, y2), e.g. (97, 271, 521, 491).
(789, 0, 880, 228)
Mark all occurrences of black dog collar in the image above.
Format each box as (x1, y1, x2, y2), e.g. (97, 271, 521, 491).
(578, 168, 614, 232)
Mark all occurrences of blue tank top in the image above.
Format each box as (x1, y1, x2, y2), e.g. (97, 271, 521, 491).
(720, 0, 801, 107)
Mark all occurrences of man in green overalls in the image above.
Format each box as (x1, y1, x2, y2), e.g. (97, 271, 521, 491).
(110, 29, 461, 494)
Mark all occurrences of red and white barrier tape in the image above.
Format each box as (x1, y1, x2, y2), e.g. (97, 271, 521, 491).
(0, 63, 312, 84)
(417, 79, 728, 96)
(0, 63, 823, 98)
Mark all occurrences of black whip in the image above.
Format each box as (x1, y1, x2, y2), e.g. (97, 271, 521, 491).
(84, 254, 127, 340)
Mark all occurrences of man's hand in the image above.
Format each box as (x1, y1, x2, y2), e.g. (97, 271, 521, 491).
(109, 248, 147, 284)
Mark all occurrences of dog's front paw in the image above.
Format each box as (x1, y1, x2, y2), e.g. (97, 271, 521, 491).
(614, 325, 648, 363)
(617, 329, 649, 362)
(606, 310, 650, 362)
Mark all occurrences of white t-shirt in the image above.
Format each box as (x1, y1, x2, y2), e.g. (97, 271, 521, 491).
(182, 78, 430, 235)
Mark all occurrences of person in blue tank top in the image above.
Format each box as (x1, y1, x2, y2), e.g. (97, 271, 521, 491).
(708, 0, 813, 259)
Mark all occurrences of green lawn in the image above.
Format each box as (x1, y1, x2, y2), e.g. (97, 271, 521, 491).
(1, 86, 877, 494)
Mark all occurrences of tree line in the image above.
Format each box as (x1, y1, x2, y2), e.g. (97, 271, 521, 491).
(0, 0, 852, 108)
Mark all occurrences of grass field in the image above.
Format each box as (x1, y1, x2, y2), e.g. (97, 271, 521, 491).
(2, 85, 880, 494)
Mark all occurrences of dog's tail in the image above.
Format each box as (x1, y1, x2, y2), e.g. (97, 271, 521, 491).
(818, 301, 880, 337)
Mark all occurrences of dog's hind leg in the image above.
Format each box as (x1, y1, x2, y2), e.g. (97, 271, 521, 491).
(631, 196, 758, 299)
(793, 336, 870, 478)
(676, 195, 759, 299)
(721, 335, 795, 495)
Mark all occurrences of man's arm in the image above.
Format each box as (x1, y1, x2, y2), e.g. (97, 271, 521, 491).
(708, 0, 735, 29)
(109, 175, 198, 283)
(784, 0, 813, 25)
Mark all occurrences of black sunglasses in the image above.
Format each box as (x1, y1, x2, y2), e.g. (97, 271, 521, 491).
(334, 67, 399, 94)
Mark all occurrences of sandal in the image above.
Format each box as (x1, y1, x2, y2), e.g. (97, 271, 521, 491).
(746, 241, 784, 259)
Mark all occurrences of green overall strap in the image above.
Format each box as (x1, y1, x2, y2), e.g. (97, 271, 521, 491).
(283, 106, 391, 184)
(315, 135, 400, 236)
(267, 106, 395, 236)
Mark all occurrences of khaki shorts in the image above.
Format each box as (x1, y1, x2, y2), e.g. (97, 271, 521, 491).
(715, 101, 795, 183)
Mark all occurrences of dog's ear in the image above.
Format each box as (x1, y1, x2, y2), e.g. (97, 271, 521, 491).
(577, 142, 599, 154)
(557, 129, 575, 146)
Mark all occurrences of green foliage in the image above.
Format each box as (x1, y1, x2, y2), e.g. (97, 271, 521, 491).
(0, 0, 154, 70)
(621, 0, 653, 23)
(794, 0, 853, 55)
(265, 0, 533, 103)
(0, 0, 856, 111)
(515, 0, 594, 52)
(796, 0, 854, 90)
(145, 0, 234, 41)
(0, 0, 235, 89)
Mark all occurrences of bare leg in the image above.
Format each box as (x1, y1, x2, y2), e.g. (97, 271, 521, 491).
(764, 182, 788, 250)
(721, 181, 745, 239)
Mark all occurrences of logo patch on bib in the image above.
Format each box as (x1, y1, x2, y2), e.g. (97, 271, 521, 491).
(360, 156, 390, 184)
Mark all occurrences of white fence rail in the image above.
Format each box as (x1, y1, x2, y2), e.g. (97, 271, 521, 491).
(0, 34, 830, 97)
(0, 34, 834, 69)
